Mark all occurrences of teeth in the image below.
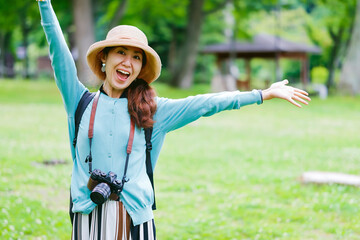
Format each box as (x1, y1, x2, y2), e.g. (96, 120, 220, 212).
(117, 70, 130, 75)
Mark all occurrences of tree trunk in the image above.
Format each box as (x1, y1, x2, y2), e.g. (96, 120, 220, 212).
(300, 171, 360, 187)
(20, 18, 30, 79)
(170, 0, 205, 88)
(326, 27, 344, 90)
(3, 32, 15, 78)
(167, 26, 178, 76)
(72, 0, 96, 85)
(0, 33, 4, 78)
(108, 0, 128, 31)
(340, 0, 360, 95)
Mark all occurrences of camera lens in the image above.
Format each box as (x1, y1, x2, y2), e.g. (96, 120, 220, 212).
(90, 182, 111, 205)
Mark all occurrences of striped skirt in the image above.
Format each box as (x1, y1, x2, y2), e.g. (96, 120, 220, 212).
(72, 200, 156, 240)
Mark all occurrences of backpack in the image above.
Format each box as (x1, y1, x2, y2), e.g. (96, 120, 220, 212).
(69, 90, 156, 224)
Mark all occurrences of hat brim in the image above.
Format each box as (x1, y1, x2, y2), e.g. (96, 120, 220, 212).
(86, 39, 161, 84)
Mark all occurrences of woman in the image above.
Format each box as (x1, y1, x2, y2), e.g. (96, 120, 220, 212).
(38, 0, 310, 239)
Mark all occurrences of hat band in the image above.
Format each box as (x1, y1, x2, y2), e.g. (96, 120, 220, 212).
(106, 37, 148, 46)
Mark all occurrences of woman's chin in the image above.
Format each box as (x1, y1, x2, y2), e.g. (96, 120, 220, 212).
(113, 78, 133, 90)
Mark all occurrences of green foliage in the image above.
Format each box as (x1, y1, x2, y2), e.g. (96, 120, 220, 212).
(304, 0, 356, 67)
(311, 66, 329, 84)
(201, 9, 227, 45)
(118, 0, 187, 42)
(248, 59, 275, 83)
(3, 0, 358, 91)
(1, 79, 360, 239)
(281, 60, 302, 83)
(249, 8, 312, 44)
(241, 1, 356, 85)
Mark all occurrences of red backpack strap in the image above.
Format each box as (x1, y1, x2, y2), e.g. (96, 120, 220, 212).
(85, 90, 100, 173)
(88, 90, 101, 139)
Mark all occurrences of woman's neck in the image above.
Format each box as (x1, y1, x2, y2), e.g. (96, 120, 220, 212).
(102, 82, 124, 98)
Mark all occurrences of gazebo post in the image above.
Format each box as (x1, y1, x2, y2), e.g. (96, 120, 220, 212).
(300, 54, 309, 87)
(213, 55, 226, 91)
(216, 55, 222, 70)
(245, 58, 251, 90)
(211, 54, 238, 92)
(275, 53, 281, 83)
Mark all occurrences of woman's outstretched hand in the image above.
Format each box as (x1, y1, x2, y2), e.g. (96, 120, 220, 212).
(262, 80, 311, 108)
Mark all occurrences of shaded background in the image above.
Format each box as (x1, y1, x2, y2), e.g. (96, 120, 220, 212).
(1, 0, 360, 95)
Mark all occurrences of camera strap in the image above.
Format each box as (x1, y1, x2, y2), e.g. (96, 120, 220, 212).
(122, 119, 135, 185)
(85, 90, 101, 173)
(85, 90, 136, 186)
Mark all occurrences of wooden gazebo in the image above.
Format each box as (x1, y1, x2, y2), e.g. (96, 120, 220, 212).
(201, 34, 321, 90)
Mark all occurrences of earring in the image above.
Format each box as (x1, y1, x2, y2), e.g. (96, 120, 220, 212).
(101, 63, 106, 72)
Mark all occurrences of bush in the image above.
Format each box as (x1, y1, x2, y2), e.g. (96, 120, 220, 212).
(311, 66, 328, 84)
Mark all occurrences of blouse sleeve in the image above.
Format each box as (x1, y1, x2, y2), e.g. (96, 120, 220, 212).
(154, 90, 262, 133)
(38, 0, 86, 116)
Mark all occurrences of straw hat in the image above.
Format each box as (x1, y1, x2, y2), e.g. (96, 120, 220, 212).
(86, 25, 161, 83)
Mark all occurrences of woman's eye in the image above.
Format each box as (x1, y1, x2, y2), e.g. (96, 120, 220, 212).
(134, 55, 141, 60)
(117, 50, 125, 55)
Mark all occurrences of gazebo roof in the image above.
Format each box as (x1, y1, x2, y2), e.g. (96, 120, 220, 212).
(201, 34, 321, 58)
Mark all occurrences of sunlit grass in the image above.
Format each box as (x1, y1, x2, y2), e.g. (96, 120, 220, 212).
(0, 78, 359, 239)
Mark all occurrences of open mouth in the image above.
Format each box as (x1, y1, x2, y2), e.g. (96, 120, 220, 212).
(116, 69, 130, 81)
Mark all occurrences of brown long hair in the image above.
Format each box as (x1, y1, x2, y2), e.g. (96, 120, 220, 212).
(127, 79, 157, 128)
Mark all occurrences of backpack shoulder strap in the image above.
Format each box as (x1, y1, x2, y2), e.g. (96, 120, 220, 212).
(144, 127, 156, 210)
(70, 90, 95, 224)
(73, 90, 96, 148)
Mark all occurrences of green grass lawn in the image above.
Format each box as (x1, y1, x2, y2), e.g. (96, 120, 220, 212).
(0, 79, 360, 240)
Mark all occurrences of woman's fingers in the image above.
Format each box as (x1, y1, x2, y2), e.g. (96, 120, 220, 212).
(289, 90, 311, 107)
(289, 87, 311, 106)
(293, 95, 309, 105)
(294, 88, 309, 96)
(294, 91, 311, 102)
(288, 98, 302, 108)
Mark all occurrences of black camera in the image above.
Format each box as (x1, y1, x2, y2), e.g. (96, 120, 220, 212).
(87, 169, 123, 205)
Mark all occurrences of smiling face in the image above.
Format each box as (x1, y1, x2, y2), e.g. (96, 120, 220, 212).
(101, 46, 143, 98)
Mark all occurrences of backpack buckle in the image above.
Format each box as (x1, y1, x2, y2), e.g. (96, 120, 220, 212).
(146, 142, 152, 151)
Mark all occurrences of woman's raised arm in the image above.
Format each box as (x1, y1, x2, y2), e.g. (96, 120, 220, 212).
(38, 0, 86, 115)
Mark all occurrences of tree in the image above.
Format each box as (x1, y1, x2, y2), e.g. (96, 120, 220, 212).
(0, 1, 30, 78)
(304, 0, 356, 90)
(0, 1, 14, 78)
(170, 0, 205, 88)
(18, 2, 40, 79)
(340, 0, 360, 95)
(93, 0, 129, 40)
(107, 0, 128, 31)
(0, 31, 14, 78)
(170, 0, 232, 88)
(72, 0, 95, 85)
